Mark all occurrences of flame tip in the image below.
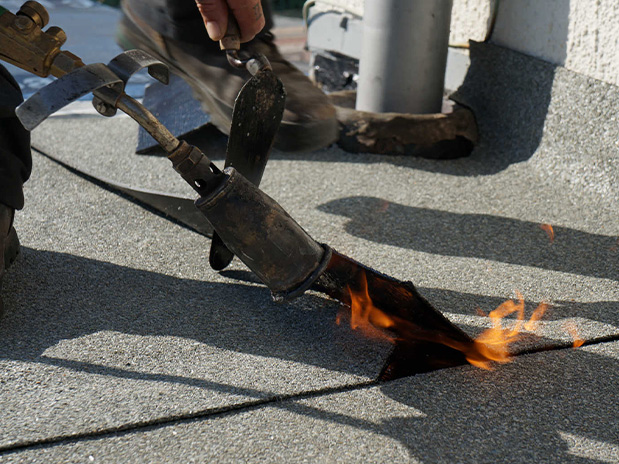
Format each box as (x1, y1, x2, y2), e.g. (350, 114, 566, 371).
(540, 223, 555, 242)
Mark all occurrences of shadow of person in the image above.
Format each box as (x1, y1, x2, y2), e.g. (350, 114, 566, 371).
(0, 247, 391, 381)
(377, 346, 619, 463)
(319, 196, 619, 282)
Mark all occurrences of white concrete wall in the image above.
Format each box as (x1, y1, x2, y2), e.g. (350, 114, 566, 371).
(491, 0, 619, 86)
(315, 0, 619, 86)
(563, 0, 619, 85)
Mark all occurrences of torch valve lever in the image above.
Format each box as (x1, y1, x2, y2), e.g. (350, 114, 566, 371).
(0, 1, 83, 77)
(217, 8, 271, 76)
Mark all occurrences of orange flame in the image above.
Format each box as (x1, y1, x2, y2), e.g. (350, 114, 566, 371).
(341, 276, 555, 370)
(540, 223, 555, 242)
(338, 274, 396, 343)
(475, 307, 488, 317)
(564, 321, 585, 348)
(463, 295, 548, 369)
(524, 302, 549, 331)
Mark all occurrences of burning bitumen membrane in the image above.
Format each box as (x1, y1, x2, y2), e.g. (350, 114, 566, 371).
(313, 250, 561, 381)
(312, 250, 475, 380)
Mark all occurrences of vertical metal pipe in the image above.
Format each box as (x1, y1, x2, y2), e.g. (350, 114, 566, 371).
(356, 0, 453, 114)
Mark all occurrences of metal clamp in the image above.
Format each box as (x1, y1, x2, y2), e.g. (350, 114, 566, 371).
(16, 49, 181, 154)
(92, 49, 169, 117)
(16, 63, 123, 130)
(225, 50, 272, 76)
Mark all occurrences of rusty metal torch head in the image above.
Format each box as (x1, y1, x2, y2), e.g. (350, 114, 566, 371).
(194, 167, 331, 301)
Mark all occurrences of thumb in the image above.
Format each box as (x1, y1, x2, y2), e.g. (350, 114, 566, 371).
(195, 0, 229, 41)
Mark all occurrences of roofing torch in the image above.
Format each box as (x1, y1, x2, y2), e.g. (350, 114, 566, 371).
(2, 1, 482, 380)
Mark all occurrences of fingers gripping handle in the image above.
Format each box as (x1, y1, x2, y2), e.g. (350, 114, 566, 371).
(217, 7, 271, 74)
(219, 11, 241, 51)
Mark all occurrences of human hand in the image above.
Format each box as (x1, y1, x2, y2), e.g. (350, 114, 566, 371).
(195, 0, 265, 43)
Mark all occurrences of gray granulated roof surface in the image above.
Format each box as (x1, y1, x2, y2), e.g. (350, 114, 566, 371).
(0, 23, 617, 464)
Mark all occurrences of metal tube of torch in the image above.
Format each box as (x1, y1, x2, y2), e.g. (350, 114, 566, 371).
(115, 94, 180, 154)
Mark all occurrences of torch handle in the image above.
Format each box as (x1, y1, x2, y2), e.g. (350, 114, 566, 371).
(219, 10, 241, 51)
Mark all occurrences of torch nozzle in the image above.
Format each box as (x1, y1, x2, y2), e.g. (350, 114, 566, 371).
(311, 250, 477, 380)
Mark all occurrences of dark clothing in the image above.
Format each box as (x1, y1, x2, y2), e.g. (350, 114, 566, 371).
(0, 65, 31, 210)
(127, 0, 273, 44)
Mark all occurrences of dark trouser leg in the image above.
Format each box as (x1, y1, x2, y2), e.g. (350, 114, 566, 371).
(0, 65, 31, 211)
(0, 64, 28, 317)
(119, 0, 339, 152)
(126, 0, 273, 43)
